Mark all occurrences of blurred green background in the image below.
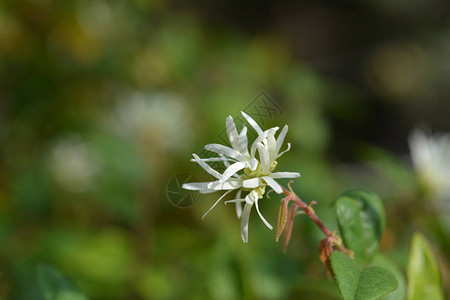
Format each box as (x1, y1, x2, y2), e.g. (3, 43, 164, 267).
(1, 0, 449, 299)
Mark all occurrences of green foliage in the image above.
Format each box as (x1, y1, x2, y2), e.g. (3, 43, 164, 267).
(334, 190, 386, 265)
(406, 233, 444, 300)
(1, 0, 449, 298)
(37, 266, 88, 300)
(371, 255, 406, 300)
(331, 191, 399, 299)
(330, 251, 398, 300)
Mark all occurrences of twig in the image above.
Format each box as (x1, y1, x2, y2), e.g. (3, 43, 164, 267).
(282, 184, 353, 257)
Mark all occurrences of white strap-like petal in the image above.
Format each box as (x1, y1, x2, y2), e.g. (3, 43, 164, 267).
(220, 162, 246, 182)
(262, 176, 283, 194)
(237, 126, 249, 156)
(205, 144, 246, 161)
(224, 199, 246, 204)
(242, 177, 261, 188)
(270, 172, 301, 179)
(235, 189, 243, 218)
(250, 130, 269, 158)
(184, 179, 243, 192)
(219, 154, 231, 168)
(266, 129, 277, 162)
(240, 203, 253, 243)
(257, 143, 270, 175)
(202, 190, 233, 219)
(182, 182, 212, 190)
(199, 189, 218, 194)
(226, 116, 240, 150)
(276, 143, 291, 159)
(245, 189, 258, 204)
(192, 154, 222, 179)
(241, 111, 263, 135)
(255, 197, 273, 229)
(207, 179, 242, 190)
(276, 125, 288, 154)
(248, 158, 258, 171)
(190, 157, 236, 163)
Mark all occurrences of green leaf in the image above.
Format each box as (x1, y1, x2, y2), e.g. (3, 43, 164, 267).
(334, 190, 385, 265)
(406, 233, 444, 300)
(37, 265, 88, 300)
(330, 251, 360, 300)
(371, 255, 406, 300)
(331, 251, 398, 300)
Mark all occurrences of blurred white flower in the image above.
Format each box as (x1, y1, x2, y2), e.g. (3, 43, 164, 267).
(409, 128, 450, 205)
(113, 92, 193, 154)
(48, 135, 100, 192)
(183, 112, 300, 242)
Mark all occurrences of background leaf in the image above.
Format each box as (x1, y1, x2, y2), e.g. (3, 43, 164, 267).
(334, 190, 385, 265)
(406, 233, 444, 300)
(330, 251, 398, 300)
(38, 265, 88, 300)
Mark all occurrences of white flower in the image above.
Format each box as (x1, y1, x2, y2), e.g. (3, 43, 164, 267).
(183, 112, 300, 242)
(409, 128, 450, 205)
(112, 92, 194, 153)
(47, 135, 100, 192)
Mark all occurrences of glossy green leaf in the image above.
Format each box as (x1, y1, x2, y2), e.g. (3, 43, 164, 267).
(334, 190, 385, 265)
(331, 251, 398, 300)
(38, 265, 88, 300)
(406, 233, 444, 300)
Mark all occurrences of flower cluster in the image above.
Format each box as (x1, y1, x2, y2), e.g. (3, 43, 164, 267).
(183, 112, 300, 242)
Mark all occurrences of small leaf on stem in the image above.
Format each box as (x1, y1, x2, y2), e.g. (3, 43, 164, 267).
(333, 190, 385, 265)
(283, 203, 299, 251)
(276, 195, 291, 242)
(319, 237, 334, 273)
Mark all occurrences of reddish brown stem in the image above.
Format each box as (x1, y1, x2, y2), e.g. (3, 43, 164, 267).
(282, 186, 353, 257)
